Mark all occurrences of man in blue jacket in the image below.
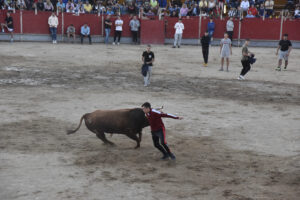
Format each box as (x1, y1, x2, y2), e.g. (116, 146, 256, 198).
(207, 18, 215, 42)
(80, 24, 92, 44)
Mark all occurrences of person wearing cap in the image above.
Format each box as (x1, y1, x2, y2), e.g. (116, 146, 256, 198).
(276, 34, 292, 71)
(173, 18, 184, 48)
(142, 45, 155, 86)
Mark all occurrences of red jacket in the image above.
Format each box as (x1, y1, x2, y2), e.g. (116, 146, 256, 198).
(146, 109, 179, 132)
(248, 7, 258, 16)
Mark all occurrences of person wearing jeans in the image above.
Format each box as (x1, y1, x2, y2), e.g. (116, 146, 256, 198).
(104, 15, 112, 44)
(48, 12, 58, 44)
(142, 45, 155, 86)
(173, 18, 184, 48)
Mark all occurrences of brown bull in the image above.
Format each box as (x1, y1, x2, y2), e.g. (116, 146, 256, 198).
(67, 108, 149, 148)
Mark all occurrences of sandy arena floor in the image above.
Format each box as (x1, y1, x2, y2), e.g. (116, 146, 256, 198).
(0, 42, 299, 200)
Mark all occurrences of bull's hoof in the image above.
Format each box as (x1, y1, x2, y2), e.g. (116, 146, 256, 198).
(134, 145, 140, 149)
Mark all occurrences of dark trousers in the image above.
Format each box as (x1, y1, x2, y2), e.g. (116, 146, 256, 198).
(114, 30, 122, 42)
(241, 60, 251, 76)
(227, 31, 233, 42)
(202, 46, 209, 64)
(151, 129, 171, 156)
(81, 34, 91, 44)
(131, 30, 138, 43)
(49, 27, 57, 41)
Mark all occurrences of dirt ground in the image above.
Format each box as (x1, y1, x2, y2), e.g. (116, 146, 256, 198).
(0, 42, 299, 200)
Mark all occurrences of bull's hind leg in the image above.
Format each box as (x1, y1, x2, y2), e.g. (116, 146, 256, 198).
(95, 130, 115, 146)
(126, 133, 140, 149)
(138, 132, 142, 142)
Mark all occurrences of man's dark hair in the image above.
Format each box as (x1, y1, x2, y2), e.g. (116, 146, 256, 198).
(283, 33, 288, 37)
(245, 38, 250, 41)
(147, 44, 151, 48)
(142, 102, 151, 108)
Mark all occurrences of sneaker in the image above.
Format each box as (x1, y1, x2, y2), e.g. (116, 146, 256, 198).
(10, 38, 13, 43)
(117, 42, 120, 45)
(172, 46, 176, 48)
(276, 67, 281, 71)
(219, 68, 224, 71)
(52, 40, 55, 44)
(1, 29, 4, 33)
(238, 75, 245, 80)
(112, 42, 115, 45)
(169, 153, 176, 160)
(178, 46, 180, 48)
(203, 63, 207, 67)
(161, 154, 169, 160)
(284, 66, 287, 70)
(54, 40, 57, 44)
(226, 68, 229, 72)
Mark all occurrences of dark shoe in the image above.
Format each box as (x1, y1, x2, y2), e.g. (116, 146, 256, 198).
(172, 46, 176, 48)
(161, 154, 169, 160)
(169, 153, 176, 160)
(178, 46, 180, 48)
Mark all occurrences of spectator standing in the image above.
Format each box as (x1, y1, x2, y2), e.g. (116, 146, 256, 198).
(1, 12, 14, 42)
(219, 32, 232, 71)
(208, 0, 216, 16)
(104, 15, 112, 44)
(226, 17, 234, 42)
(129, 15, 140, 44)
(113, 15, 123, 45)
(48, 12, 58, 44)
(142, 102, 182, 160)
(173, 18, 184, 48)
(80, 23, 92, 44)
(240, 0, 250, 14)
(207, 18, 215, 41)
(201, 31, 211, 67)
(276, 34, 292, 71)
(228, 7, 237, 18)
(66, 24, 76, 43)
(258, 4, 265, 17)
(238, 39, 254, 80)
(142, 45, 155, 86)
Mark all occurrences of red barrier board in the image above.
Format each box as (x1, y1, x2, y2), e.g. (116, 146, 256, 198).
(240, 18, 281, 40)
(140, 19, 164, 44)
(282, 20, 300, 41)
(165, 17, 199, 39)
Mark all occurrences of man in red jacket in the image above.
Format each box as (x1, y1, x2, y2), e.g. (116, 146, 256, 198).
(142, 102, 183, 160)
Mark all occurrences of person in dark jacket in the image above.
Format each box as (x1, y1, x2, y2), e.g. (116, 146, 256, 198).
(201, 31, 210, 67)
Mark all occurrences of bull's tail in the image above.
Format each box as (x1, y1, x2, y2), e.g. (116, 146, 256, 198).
(66, 114, 87, 135)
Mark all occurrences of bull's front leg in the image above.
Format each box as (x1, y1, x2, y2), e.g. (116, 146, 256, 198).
(138, 132, 142, 142)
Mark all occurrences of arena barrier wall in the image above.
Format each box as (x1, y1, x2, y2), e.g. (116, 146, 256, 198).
(1, 10, 300, 44)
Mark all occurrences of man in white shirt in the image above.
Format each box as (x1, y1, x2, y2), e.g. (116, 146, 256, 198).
(48, 12, 59, 44)
(113, 15, 123, 45)
(240, 0, 250, 13)
(173, 18, 184, 48)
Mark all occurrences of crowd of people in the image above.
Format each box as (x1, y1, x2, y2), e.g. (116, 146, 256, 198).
(1, 0, 300, 19)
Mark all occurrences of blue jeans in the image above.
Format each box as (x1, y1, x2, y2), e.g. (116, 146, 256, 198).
(50, 27, 57, 41)
(105, 28, 111, 44)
